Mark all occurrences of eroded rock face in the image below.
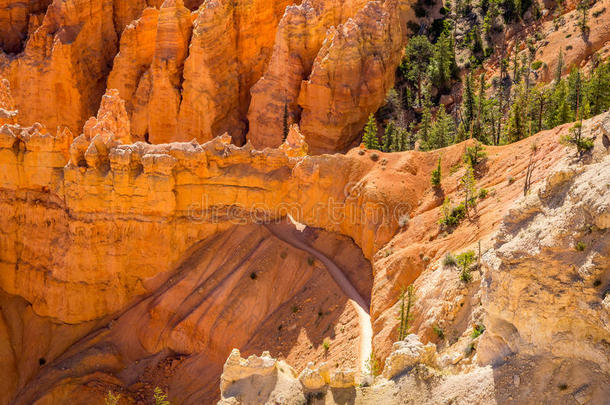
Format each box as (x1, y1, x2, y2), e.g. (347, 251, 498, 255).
(382, 334, 437, 379)
(479, 154, 610, 375)
(0, 0, 118, 133)
(0, 0, 51, 54)
(1, 0, 414, 153)
(298, 0, 406, 154)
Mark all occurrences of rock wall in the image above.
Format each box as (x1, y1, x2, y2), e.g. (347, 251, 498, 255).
(1, 0, 416, 153)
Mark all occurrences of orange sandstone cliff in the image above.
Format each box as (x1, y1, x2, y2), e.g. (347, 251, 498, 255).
(0, 1, 609, 405)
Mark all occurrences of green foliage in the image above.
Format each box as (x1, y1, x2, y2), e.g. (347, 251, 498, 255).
(471, 324, 486, 338)
(440, 198, 467, 228)
(463, 140, 487, 166)
(577, 0, 590, 33)
(382, 121, 397, 152)
(506, 82, 530, 142)
(575, 241, 587, 251)
(250, 272, 257, 280)
(431, 157, 442, 187)
(461, 164, 477, 211)
(456, 250, 476, 283)
(307, 256, 315, 266)
(402, 36, 435, 106)
(478, 188, 489, 199)
(560, 122, 594, 158)
(456, 251, 476, 269)
(443, 252, 457, 267)
(323, 340, 330, 352)
(397, 285, 416, 341)
(427, 105, 455, 150)
(531, 60, 543, 70)
(154, 388, 170, 405)
(365, 351, 381, 377)
(462, 72, 476, 131)
(363, 114, 380, 150)
(292, 305, 299, 313)
(105, 392, 121, 405)
(433, 325, 445, 339)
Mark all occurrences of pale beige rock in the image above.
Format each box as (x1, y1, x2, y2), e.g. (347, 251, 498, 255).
(329, 369, 356, 388)
(382, 334, 438, 379)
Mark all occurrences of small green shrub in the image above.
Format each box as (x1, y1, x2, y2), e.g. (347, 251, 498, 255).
(460, 269, 473, 283)
(431, 157, 442, 187)
(443, 252, 457, 267)
(507, 175, 515, 184)
(575, 241, 587, 251)
(307, 256, 315, 266)
(478, 188, 489, 199)
(440, 199, 467, 228)
(531, 60, 543, 70)
(105, 392, 121, 405)
(250, 272, 257, 280)
(561, 122, 594, 158)
(370, 152, 380, 162)
(365, 351, 381, 377)
(593, 279, 602, 287)
(471, 324, 486, 339)
(280, 251, 287, 259)
(154, 387, 170, 405)
(433, 325, 445, 339)
(463, 140, 487, 166)
(291, 305, 299, 313)
(558, 384, 568, 391)
(323, 340, 330, 352)
(457, 251, 476, 283)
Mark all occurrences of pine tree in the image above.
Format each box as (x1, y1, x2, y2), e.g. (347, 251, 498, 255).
(397, 285, 415, 341)
(567, 67, 583, 119)
(431, 156, 442, 187)
(418, 106, 432, 147)
(403, 36, 434, 107)
(428, 105, 455, 149)
(555, 49, 564, 85)
(382, 121, 396, 152)
(506, 83, 529, 143)
(430, 32, 453, 92)
(585, 61, 610, 115)
(363, 114, 381, 150)
(462, 72, 476, 134)
(461, 163, 477, 212)
(473, 73, 486, 141)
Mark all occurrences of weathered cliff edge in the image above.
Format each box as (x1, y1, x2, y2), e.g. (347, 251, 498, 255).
(0, 0, 415, 153)
(0, 79, 608, 404)
(217, 114, 610, 404)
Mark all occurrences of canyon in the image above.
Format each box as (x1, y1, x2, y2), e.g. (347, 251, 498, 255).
(0, 0, 609, 404)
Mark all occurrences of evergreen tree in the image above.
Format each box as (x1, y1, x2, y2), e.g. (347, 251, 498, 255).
(577, 0, 589, 34)
(473, 73, 487, 141)
(567, 68, 583, 119)
(418, 106, 432, 147)
(555, 49, 564, 85)
(506, 83, 529, 143)
(431, 157, 442, 187)
(363, 114, 381, 150)
(430, 32, 454, 92)
(585, 61, 610, 115)
(461, 163, 477, 212)
(462, 72, 476, 133)
(402, 36, 435, 106)
(382, 121, 396, 152)
(428, 105, 456, 149)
